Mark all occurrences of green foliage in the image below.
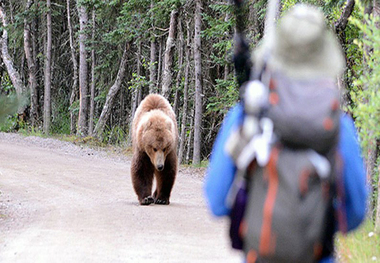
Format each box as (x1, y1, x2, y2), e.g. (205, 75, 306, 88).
(128, 73, 150, 92)
(251, 0, 267, 20)
(281, 0, 348, 21)
(349, 6, 380, 223)
(281, 0, 299, 12)
(203, 12, 234, 40)
(203, 2, 238, 118)
(1, 73, 15, 94)
(0, 94, 19, 125)
(206, 74, 239, 115)
(18, 125, 45, 138)
(349, 10, 380, 156)
(0, 74, 20, 129)
(51, 101, 71, 135)
(371, 158, 379, 219)
(0, 114, 18, 132)
(69, 100, 80, 116)
(114, 0, 153, 41)
(100, 125, 128, 146)
(343, 6, 364, 92)
(203, 3, 234, 67)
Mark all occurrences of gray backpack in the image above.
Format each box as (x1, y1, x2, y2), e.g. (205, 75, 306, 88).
(235, 73, 341, 263)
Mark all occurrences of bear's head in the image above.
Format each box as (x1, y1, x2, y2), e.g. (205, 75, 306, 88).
(137, 110, 175, 171)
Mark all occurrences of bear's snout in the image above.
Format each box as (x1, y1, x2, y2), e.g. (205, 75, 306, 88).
(154, 151, 165, 171)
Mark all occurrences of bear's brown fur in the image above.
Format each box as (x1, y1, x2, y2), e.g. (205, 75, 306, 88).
(131, 94, 178, 205)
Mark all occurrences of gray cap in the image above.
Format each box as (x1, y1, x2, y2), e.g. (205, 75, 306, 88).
(255, 4, 345, 79)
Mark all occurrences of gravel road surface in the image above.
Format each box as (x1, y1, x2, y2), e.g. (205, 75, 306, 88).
(0, 133, 241, 263)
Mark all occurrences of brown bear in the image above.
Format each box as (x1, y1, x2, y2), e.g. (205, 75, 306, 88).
(131, 94, 178, 205)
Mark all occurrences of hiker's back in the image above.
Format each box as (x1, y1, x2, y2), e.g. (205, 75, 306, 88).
(237, 72, 341, 263)
(205, 4, 366, 263)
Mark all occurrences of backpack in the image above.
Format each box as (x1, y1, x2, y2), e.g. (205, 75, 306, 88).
(227, 72, 341, 263)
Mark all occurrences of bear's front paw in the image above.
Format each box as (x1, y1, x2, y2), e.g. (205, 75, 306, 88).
(155, 198, 170, 205)
(140, 196, 154, 205)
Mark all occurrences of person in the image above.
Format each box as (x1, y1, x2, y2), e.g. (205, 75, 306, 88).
(204, 4, 367, 263)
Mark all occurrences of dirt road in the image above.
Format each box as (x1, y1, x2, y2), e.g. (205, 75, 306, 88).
(0, 133, 241, 263)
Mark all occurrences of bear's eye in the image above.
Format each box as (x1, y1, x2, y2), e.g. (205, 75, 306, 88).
(153, 148, 157, 152)
(163, 147, 167, 152)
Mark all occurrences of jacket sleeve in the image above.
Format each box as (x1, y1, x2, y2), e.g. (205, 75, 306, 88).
(204, 104, 244, 217)
(338, 114, 368, 232)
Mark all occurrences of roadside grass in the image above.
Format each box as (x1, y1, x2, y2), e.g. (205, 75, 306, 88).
(336, 219, 380, 262)
(193, 160, 209, 168)
(17, 127, 208, 168)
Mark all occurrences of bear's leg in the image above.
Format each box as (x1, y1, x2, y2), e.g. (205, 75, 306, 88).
(153, 152, 177, 205)
(154, 171, 175, 205)
(131, 152, 155, 205)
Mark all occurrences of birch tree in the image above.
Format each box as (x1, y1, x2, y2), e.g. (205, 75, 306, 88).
(178, 20, 191, 164)
(192, 0, 203, 165)
(173, 16, 184, 116)
(161, 9, 178, 99)
(67, 0, 79, 134)
(77, 0, 89, 136)
(149, 0, 157, 94)
(0, 1, 26, 112)
(24, 0, 38, 126)
(89, 8, 96, 135)
(43, 0, 52, 134)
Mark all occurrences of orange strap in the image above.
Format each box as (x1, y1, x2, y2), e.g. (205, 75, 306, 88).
(259, 147, 280, 255)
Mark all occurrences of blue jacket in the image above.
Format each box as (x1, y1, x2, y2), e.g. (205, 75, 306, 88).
(204, 103, 367, 260)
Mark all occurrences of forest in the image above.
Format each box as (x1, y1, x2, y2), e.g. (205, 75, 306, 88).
(0, 0, 379, 230)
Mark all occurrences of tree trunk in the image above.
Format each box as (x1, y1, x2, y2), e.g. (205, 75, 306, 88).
(334, 0, 356, 109)
(127, 41, 143, 145)
(161, 9, 178, 99)
(136, 42, 142, 106)
(43, 0, 52, 134)
(186, 108, 194, 164)
(24, 0, 38, 126)
(249, 0, 263, 43)
(178, 20, 191, 165)
(173, 17, 183, 116)
(132, 41, 142, 114)
(67, 0, 79, 134)
(192, 0, 203, 165)
(149, 0, 157, 94)
(0, 2, 27, 112)
(335, 0, 356, 34)
(367, 141, 379, 217)
(156, 37, 163, 92)
(94, 42, 129, 137)
(89, 8, 96, 135)
(119, 81, 124, 126)
(77, 1, 89, 136)
(150, 39, 157, 94)
(224, 13, 230, 81)
(32, 1, 41, 119)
